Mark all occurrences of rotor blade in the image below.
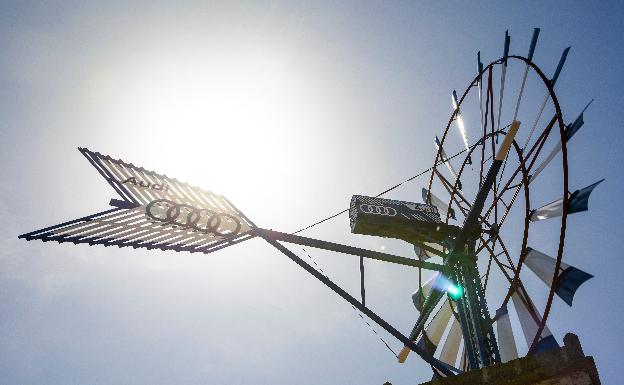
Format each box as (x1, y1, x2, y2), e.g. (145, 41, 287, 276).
(452, 90, 470, 152)
(530, 179, 604, 221)
(439, 318, 463, 367)
(496, 30, 511, 132)
(422, 188, 456, 220)
(523, 47, 570, 148)
(435, 136, 462, 190)
(423, 312, 464, 377)
(513, 28, 540, 121)
(511, 291, 559, 353)
(460, 343, 467, 371)
(529, 141, 562, 184)
(502, 30, 511, 65)
(529, 197, 564, 221)
(569, 179, 605, 213)
(524, 247, 593, 306)
(564, 100, 593, 140)
(523, 94, 550, 149)
(495, 306, 519, 362)
(529, 100, 593, 183)
(527, 27, 540, 61)
(551, 47, 571, 86)
(416, 300, 453, 354)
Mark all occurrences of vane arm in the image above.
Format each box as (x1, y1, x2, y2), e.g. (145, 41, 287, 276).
(257, 229, 447, 272)
(261, 235, 457, 376)
(453, 121, 521, 252)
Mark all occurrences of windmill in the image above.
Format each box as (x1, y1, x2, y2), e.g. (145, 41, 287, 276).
(19, 29, 601, 380)
(395, 28, 601, 376)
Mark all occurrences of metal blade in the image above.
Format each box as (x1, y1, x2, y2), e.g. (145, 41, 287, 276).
(511, 291, 559, 353)
(439, 318, 463, 366)
(495, 305, 518, 362)
(524, 247, 593, 306)
(530, 179, 604, 221)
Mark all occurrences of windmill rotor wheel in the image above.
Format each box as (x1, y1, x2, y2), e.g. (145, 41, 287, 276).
(421, 55, 570, 370)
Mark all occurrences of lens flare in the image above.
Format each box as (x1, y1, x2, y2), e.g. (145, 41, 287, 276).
(447, 283, 464, 300)
(431, 273, 464, 300)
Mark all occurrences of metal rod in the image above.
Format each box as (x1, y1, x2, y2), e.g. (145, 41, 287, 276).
(257, 229, 447, 272)
(360, 256, 366, 306)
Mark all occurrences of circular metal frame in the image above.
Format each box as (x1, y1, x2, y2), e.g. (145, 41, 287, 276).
(423, 55, 569, 360)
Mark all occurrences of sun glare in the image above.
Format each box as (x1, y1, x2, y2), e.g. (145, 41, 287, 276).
(98, 41, 310, 201)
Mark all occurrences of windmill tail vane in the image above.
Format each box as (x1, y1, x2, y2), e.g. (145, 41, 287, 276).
(19, 28, 605, 380)
(19, 147, 257, 254)
(16, 146, 461, 376)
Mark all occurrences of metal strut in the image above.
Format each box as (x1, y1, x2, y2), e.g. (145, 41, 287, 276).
(448, 247, 501, 369)
(260, 232, 457, 377)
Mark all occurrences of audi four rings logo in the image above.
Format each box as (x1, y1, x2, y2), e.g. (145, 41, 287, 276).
(146, 199, 242, 237)
(359, 204, 397, 216)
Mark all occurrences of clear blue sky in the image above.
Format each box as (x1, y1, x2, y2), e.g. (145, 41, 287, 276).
(1, 1, 623, 384)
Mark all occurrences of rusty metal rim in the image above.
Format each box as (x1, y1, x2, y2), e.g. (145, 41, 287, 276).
(422, 54, 568, 358)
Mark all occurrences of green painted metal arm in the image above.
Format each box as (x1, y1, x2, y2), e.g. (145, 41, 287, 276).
(256, 228, 447, 272)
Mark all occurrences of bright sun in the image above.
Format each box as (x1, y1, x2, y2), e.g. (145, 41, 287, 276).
(95, 40, 315, 204)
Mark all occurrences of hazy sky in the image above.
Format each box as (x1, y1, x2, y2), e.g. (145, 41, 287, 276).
(1, 1, 623, 384)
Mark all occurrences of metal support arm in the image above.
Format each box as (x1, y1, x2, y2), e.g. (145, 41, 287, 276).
(256, 229, 447, 272)
(260, 234, 458, 376)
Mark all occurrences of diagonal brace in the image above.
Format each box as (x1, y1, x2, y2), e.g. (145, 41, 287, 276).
(261, 234, 458, 376)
